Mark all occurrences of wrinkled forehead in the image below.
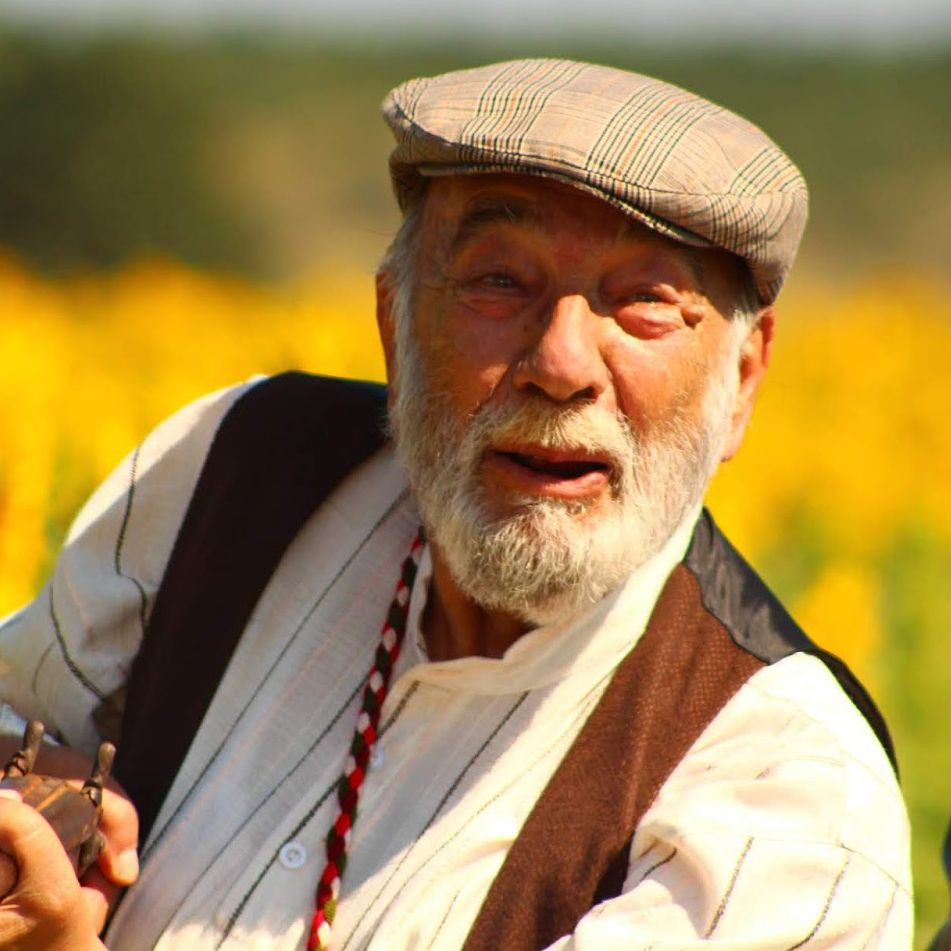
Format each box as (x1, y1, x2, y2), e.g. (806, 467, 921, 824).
(420, 174, 686, 252)
(416, 173, 748, 302)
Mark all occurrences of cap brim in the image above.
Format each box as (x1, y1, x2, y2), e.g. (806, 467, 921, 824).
(410, 162, 716, 251)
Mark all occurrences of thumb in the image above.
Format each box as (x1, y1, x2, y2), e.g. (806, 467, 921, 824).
(91, 788, 139, 887)
(0, 791, 20, 899)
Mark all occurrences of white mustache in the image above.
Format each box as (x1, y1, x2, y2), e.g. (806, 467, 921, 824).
(465, 397, 635, 474)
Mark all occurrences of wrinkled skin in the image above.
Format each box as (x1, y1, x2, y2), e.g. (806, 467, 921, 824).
(377, 174, 772, 661)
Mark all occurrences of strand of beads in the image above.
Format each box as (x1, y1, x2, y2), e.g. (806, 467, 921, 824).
(307, 530, 424, 951)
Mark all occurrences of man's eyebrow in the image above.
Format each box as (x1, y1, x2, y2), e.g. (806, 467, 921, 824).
(615, 216, 706, 288)
(449, 196, 543, 256)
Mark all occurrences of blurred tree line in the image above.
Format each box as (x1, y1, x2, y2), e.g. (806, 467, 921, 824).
(0, 28, 948, 281)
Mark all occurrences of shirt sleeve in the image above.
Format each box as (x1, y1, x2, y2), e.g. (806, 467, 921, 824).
(0, 380, 258, 756)
(543, 653, 913, 950)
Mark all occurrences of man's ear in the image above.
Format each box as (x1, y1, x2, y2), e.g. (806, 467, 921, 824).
(721, 306, 774, 462)
(376, 271, 398, 395)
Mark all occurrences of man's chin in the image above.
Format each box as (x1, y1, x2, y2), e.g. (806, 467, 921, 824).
(428, 497, 641, 628)
(478, 486, 608, 524)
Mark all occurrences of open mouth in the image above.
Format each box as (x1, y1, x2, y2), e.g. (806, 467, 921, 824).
(500, 451, 611, 480)
(487, 446, 614, 500)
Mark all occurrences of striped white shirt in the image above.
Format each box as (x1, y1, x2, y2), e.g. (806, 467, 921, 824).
(0, 379, 912, 949)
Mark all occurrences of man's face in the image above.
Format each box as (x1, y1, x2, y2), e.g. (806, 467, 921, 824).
(382, 175, 767, 625)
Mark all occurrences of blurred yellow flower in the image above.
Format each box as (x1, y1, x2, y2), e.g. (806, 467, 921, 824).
(2, 256, 950, 669)
(790, 562, 882, 687)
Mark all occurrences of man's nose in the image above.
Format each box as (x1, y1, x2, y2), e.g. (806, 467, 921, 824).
(512, 295, 609, 404)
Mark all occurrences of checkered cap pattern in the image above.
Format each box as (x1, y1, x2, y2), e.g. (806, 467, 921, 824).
(382, 58, 808, 304)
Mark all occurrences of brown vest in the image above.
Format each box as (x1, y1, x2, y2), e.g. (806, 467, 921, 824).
(111, 373, 896, 948)
(464, 559, 762, 950)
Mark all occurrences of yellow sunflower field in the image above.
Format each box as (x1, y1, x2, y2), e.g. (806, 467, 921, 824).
(1, 254, 950, 946)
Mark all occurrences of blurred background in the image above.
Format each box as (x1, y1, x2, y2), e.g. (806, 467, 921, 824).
(0, 0, 948, 944)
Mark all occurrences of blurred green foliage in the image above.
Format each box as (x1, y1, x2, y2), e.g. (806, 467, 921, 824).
(0, 29, 948, 279)
(880, 527, 951, 945)
(0, 35, 257, 272)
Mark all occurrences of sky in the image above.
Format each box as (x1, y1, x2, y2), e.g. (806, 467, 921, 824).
(3, 0, 951, 47)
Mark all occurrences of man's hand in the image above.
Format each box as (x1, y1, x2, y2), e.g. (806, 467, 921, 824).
(0, 740, 139, 948)
(0, 789, 108, 948)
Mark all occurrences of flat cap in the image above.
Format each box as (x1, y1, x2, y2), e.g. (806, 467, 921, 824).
(382, 58, 808, 304)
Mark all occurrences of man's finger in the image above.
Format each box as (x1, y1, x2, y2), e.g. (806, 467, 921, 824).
(0, 852, 16, 899)
(0, 790, 19, 898)
(92, 788, 138, 886)
(0, 793, 82, 919)
(79, 877, 111, 935)
(80, 862, 121, 918)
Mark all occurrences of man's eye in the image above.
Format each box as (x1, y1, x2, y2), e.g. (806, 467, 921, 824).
(627, 292, 663, 304)
(481, 272, 520, 290)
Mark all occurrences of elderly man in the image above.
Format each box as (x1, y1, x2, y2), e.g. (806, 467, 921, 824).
(0, 59, 910, 949)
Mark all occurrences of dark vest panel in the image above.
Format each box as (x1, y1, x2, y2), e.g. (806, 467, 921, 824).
(114, 373, 387, 843)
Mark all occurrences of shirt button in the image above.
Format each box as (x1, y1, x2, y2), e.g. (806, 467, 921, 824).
(279, 841, 308, 870)
(371, 746, 385, 769)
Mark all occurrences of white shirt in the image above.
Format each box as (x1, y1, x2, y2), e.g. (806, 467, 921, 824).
(0, 378, 912, 949)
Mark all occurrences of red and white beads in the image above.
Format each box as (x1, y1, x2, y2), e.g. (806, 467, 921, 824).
(307, 530, 424, 951)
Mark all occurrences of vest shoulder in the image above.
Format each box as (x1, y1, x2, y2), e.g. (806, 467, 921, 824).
(685, 509, 812, 663)
(686, 510, 898, 773)
(234, 372, 387, 424)
(214, 372, 388, 458)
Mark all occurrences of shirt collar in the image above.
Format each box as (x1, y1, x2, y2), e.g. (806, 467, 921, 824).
(404, 505, 702, 694)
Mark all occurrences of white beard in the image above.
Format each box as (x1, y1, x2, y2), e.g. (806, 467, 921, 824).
(389, 330, 740, 628)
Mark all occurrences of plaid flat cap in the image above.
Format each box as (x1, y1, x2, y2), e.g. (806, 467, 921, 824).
(382, 58, 808, 304)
